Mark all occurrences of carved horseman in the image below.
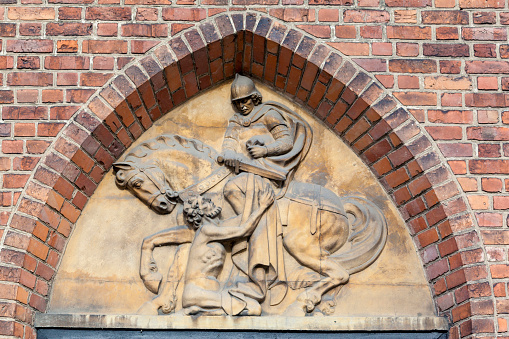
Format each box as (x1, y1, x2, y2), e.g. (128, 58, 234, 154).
(114, 77, 386, 316)
(220, 75, 313, 308)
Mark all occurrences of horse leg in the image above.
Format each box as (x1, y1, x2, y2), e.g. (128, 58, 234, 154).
(140, 244, 163, 294)
(155, 243, 190, 314)
(296, 254, 349, 313)
(138, 243, 190, 315)
(283, 228, 349, 314)
(140, 225, 195, 294)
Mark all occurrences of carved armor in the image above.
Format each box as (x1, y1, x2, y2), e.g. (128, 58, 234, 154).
(231, 74, 262, 102)
(222, 102, 312, 183)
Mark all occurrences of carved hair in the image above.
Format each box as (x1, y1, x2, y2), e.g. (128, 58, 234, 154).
(122, 134, 218, 163)
(251, 92, 263, 106)
(113, 134, 219, 192)
(183, 197, 222, 229)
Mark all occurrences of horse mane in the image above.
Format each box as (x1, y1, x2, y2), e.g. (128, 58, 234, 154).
(123, 134, 219, 163)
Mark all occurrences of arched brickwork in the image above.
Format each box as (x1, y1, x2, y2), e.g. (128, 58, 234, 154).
(0, 12, 490, 339)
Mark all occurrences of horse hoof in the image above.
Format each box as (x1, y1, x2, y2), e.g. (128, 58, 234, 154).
(297, 290, 321, 313)
(141, 272, 163, 294)
(320, 301, 336, 315)
(306, 300, 316, 313)
(161, 301, 176, 314)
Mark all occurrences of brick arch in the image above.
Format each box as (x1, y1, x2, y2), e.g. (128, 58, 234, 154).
(0, 12, 488, 339)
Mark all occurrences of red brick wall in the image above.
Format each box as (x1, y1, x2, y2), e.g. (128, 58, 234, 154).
(0, 2, 507, 338)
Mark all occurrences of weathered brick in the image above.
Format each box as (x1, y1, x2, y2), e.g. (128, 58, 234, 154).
(80, 73, 113, 87)
(429, 110, 473, 123)
(0, 90, 14, 104)
(136, 8, 158, 21)
(19, 23, 42, 36)
(163, 8, 206, 21)
(58, 7, 81, 20)
(309, 0, 352, 4)
(474, 11, 496, 24)
(3, 107, 47, 120)
(297, 25, 331, 39)
(98, 23, 118, 37)
(124, 0, 171, 3)
(121, 24, 168, 37)
(394, 92, 437, 106)
(85, 7, 131, 21)
(83, 40, 128, 54)
(360, 26, 382, 39)
(44, 56, 90, 70)
(423, 44, 469, 57)
(387, 26, 431, 40)
(8, 7, 55, 20)
(0, 23, 16, 37)
(466, 93, 509, 107)
(6, 40, 53, 53)
(470, 160, 509, 174)
(131, 40, 160, 54)
(318, 8, 339, 22)
(422, 10, 468, 24)
(389, 59, 437, 73)
(475, 44, 496, 58)
(328, 42, 369, 56)
(437, 27, 459, 40)
(424, 76, 471, 90)
(16, 56, 38, 70)
(463, 27, 507, 41)
(426, 126, 462, 140)
(47, 23, 93, 36)
(440, 60, 461, 74)
(270, 8, 315, 22)
(335, 25, 356, 39)
(8, 73, 52, 86)
(343, 10, 389, 23)
(460, 0, 504, 7)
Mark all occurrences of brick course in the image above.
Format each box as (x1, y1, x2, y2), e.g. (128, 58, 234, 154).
(0, 3, 507, 338)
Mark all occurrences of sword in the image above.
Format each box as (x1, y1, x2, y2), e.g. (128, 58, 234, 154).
(216, 156, 286, 181)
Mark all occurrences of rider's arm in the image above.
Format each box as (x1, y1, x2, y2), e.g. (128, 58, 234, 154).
(222, 122, 239, 153)
(264, 110, 293, 156)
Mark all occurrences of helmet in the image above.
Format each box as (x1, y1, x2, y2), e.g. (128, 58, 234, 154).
(231, 74, 261, 102)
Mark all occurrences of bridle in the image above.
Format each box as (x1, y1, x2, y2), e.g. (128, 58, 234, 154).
(123, 165, 178, 208)
(124, 162, 232, 209)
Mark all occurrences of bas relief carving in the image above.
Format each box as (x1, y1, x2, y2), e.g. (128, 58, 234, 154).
(112, 75, 388, 317)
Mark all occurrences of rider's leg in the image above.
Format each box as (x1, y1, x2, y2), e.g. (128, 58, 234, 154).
(223, 173, 249, 215)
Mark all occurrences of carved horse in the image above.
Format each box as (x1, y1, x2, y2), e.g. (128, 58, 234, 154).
(113, 134, 387, 315)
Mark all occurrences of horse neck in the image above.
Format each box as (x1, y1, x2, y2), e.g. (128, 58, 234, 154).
(125, 136, 220, 193)
(154, 150, 218, 192)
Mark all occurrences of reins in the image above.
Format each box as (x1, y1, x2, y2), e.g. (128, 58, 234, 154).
(128, 164, 232, 207)
(125, 165, 178, 207)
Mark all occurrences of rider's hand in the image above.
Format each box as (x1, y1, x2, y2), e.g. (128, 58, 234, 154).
(259, 184, 274, 207)
(222, 150, 240, 168)
(247, 145, 268, 159)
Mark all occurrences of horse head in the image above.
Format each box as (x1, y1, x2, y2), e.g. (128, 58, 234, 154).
(113, 161, 179, 215)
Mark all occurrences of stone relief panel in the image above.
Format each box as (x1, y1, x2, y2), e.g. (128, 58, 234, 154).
(48, 79, 436, 319)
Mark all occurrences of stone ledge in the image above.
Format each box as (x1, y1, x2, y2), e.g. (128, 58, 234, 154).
(35, 314, 449, 332)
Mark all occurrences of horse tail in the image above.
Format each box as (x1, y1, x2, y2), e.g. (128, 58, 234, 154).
(331, 196, 388, 274)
